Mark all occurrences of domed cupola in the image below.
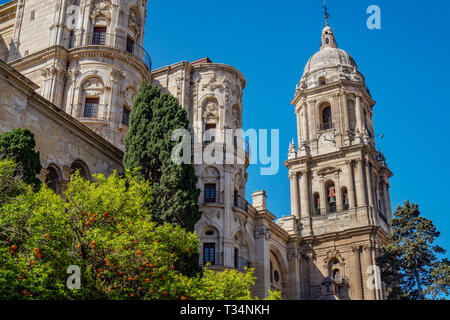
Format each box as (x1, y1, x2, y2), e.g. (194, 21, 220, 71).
(297, 24, 365, 90)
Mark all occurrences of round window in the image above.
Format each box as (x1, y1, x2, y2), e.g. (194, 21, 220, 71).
(205, 230, 214, 236)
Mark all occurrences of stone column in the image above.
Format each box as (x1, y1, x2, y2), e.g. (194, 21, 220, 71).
(365, 159, 374, 208)
(342, 91, 349, 133)
(301, 253, 312, 299)
(352, 246, 364, 300)
(363, 245, 377, 300)
(307, 100, 315, 142)
(355, 159, 367, 207)
(37, 168, 50, 184)
(355, 95, 364, 134)
(346, 160, 355, 209)
(300, 170, 312, 236)
(335, 173, 342, 211)
(300, 171, 310, 218)
(382, 178, 390, 220)
(302, 103, 311, 143)
(319, 180, 327, 215)
(289, 171, 300, 218)
(223, 166, 234, 268)
(386, 183, 393, 221)
(252, 217, 271, 299)
(296, 111, 302, 147)
(286, 245, 301, 300)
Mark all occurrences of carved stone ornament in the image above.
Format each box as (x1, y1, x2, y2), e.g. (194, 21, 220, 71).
(203, 99, 218, 119)
(123, 87, 137, 107)
(323, 248, 345, 267)
(202, 75, 224, 93)
(287, 249, 300, 262)
(203, 167, 219, 178)
(254, 225, 271, 241)
(90, 0, 112, 22)
(204, 209, 220, 221)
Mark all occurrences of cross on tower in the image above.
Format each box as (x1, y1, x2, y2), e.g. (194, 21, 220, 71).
(323, 0, 330, 26)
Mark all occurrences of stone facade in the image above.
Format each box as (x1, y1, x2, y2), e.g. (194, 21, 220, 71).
(3, 0, 150, 149)
(0, 1, 393, 300)
(0, 58, 123, 191)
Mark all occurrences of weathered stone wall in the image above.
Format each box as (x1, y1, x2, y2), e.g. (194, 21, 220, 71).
(0, 59, 123, 186)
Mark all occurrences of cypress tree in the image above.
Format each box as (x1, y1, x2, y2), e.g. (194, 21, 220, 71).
(0, 128, 42, 189)
(123, 83, 202, 232)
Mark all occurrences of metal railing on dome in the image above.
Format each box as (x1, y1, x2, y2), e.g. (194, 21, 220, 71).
(69, 32, 152, 69)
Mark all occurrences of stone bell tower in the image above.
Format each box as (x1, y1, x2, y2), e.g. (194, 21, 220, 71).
(285, 19, 393, 300)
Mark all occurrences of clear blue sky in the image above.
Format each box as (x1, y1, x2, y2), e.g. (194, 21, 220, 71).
(2, 0, 448, 256)
(146, 0, 450, 256)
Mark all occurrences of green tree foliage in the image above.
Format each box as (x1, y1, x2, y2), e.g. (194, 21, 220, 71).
(377, 201, 449, 300)
(0, 159, 27, 206)
(0, 169, 275, 300)
(123, 83, 201, 233)
(426, 259, 450, 300)
(0, 129, 42, 190)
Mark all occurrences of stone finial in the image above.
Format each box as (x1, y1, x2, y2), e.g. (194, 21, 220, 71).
(288, 139, 297, 158)
(252, 190, 267, 210)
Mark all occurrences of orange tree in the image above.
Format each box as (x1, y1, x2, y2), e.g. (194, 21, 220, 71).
(0, 166, 275, 300)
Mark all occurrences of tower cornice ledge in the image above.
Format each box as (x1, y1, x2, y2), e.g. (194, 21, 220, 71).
(301, 225, 389, 245)
(284, 144, 373, 168)
(291, 79, 374, 107)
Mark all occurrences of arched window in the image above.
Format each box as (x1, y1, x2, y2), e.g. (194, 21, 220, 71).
(201, 225, 220, 266)
(80, 76, 105, 119)
(70, 161, 90, 180)
(322, 106, 333, 130)
(205, 123, 216, 143)
(84, 97, 99, 118)
(92, 26, 107, 45)
(45, 165, 60, 194)
(319, 76, 326, 86)
(333, 269, 341, 283)
(326, 182, 337, 213)
(203, 243, 216, 265)
(313, 193, 321, 216)
(342, 187, 349, 210)
(122, 106, 131, 126)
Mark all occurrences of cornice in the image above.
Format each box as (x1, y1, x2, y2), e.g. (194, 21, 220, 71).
(301, 225, 388, 245)
(152, 60, 247, 89)
(0, 1, 16, 24)
(291, 79, 375, 107)
(9, 46, 69, 72)
(284, 144, 371, 167)
(69, 46, 150, 77)
(9, 45, 151, 82)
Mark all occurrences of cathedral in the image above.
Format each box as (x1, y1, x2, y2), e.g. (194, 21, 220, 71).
(0, 0, 393, 300)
